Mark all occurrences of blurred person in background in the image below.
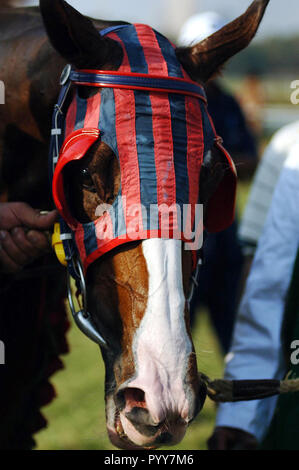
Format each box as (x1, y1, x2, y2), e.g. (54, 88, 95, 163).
(238, 120, 299, 294)
(178, 11, 259, 354)
(237, 69, 266, 140)
(208, 123, 299, 450)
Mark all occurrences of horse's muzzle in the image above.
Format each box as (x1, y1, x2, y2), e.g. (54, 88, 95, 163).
(112, 379, 207, 448)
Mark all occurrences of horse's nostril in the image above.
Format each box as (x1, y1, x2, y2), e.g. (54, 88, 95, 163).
(115, 386, 147, 413)
(124, 387, 146, 409)
(117, 387, 164, 437)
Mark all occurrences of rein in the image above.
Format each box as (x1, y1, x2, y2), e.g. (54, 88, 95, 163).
(201, 373, 299, 403)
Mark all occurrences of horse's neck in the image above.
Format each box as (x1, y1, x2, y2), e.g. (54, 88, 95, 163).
(0, 9, 63, 140)
(0, 11, 64, 207)
(0, 6, 41, 41)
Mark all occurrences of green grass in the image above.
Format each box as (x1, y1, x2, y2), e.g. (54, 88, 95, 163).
(35, 310, 224, 451)
(237, 180, 252, 216)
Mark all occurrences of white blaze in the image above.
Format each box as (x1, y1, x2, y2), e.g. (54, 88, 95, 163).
(128, 238, 192, 423)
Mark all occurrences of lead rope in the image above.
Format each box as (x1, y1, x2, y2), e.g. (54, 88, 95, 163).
(200, 372, 299, 403)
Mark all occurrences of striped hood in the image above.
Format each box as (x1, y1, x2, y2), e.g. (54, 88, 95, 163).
(52, 24, 236, 272)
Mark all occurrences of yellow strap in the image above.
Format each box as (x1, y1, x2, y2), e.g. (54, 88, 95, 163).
(52, 223, 68, 267)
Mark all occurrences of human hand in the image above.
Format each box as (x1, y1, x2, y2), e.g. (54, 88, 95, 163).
(0, 202, 58, 273)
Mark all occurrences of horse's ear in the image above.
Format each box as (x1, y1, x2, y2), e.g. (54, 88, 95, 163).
(176, 0, 270, 83)
(39, 0, 122, 69)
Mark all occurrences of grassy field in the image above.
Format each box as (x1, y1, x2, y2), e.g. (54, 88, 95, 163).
(35, 183, 251, 451)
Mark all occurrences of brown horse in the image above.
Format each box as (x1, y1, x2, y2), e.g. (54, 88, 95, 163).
(0, 0, 269, 450)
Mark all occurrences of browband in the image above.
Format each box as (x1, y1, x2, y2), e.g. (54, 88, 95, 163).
(70, 69, 207, 101)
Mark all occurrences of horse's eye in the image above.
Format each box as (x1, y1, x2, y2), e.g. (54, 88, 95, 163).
(81, 168, 97, 193)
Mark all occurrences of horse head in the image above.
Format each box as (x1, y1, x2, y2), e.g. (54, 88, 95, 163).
(40, 0, 269, 449)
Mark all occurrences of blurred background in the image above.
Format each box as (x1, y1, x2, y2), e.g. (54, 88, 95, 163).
(17, 0, 299, 158)
(13, 0, 297, 450)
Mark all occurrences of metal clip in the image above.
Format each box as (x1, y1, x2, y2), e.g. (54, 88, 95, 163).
(67, 258, 108, 349)
(60, 64, 72, 86)
(214, 135, 224, 145)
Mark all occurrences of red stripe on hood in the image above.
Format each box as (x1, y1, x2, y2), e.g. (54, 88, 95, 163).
(185, 96, 204, 232)
(65, 91, 77, 137)
(109, 31, 144, 234)
(75, 229, 87, 268)
(135, 24, 178, 234)
(84, 92, 101, 128)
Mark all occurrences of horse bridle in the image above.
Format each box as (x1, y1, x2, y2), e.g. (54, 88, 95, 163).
(50, 63, 208, 350)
